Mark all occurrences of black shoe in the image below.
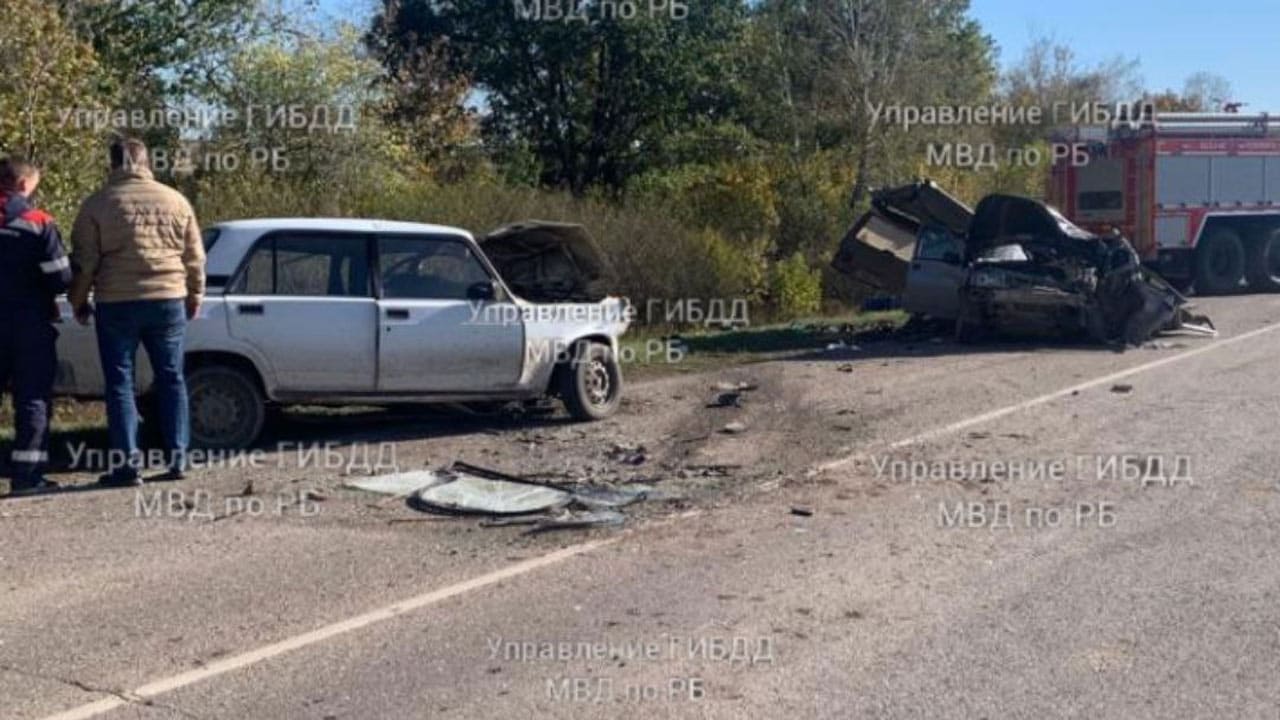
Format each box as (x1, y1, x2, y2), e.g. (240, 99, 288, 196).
(97, 472, 142, 488)
(8, 478, 59, 497)
(148, 469, 186, 483)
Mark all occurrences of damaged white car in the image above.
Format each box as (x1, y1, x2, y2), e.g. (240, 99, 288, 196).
(55, 219, 630, 449)
(833, 181, 1215, 344)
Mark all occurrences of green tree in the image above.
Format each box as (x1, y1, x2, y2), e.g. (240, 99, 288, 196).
(57, 0, 268, 98)
(0, 0, 109, 220)
(194, 24, 415, 214)
(369, 0, 751, 194)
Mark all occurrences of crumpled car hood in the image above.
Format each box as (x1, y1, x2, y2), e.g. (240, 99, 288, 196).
(480, 221, 618, 303)
(967, 194, 1100, 261)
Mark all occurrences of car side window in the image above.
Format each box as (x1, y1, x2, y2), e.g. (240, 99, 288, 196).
(231, 234, 371, 297)
(916, 226, 964, 264)
(378, 235, 492, 300)
(236, 241, 274, 294)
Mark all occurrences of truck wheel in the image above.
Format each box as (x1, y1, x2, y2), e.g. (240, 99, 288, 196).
(188, 365, 266, 450)
(1246, 227, 1280, 292)
(559, 341, 622, 421)
(1195, 228, 1246, 295)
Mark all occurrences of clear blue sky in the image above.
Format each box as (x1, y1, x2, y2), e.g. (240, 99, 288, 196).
(320, 0, 1279, 110)
(971, 0, 1279, 109)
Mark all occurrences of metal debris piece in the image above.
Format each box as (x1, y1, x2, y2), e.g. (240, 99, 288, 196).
(523, 510, 627, 534)
(345, 471, 448, 497)
(682, 463, 739, 478)
(607, 443, 648, 466)
(707, 392, 743, 408)
(1110, 384, 1134, 394)
(570, 485, 651, 509)
(412, 474, 573, 516)
(479, 514, 548, 528)
(389, 461, 652, 521)
(790, 506, 814, 517)
(721, 421, 747, 434)
(712, 380, 758, 392)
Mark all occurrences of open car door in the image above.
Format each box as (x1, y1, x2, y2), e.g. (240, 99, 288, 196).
(831, 180, 973, 317)
(902, 225, 967, 319)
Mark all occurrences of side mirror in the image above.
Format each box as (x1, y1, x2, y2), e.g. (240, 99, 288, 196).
(466, 280, 497, 301)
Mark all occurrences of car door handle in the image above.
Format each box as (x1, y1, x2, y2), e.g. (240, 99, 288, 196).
(237, 304, 264, 316)
(385, 308, 410, 320)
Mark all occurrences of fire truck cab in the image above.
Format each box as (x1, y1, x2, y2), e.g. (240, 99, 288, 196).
(1050, 113, 1280, 294)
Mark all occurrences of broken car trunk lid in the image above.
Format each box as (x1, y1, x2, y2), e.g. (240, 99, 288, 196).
(831, 180, 974, 294)
(480, 221, 619, 303)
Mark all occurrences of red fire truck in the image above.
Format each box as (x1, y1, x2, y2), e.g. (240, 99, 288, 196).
(1050, 113, 1280, 294)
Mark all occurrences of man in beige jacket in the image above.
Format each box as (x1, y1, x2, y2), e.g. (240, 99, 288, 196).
(69, 138, 206, 486)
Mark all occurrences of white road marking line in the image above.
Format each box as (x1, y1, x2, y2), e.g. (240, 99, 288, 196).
(37, 538, 615, 720)
(810, 321, 1280, 476)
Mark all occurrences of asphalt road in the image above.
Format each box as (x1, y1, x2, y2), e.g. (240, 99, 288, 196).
(4, 294, 1280, 719)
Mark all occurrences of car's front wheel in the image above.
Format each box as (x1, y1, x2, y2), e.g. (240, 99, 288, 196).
(188, 365, 266, 450)
(559, 341, 622, 421)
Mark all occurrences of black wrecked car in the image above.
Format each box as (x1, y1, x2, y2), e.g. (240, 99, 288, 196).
(832, 181, 1214, 345)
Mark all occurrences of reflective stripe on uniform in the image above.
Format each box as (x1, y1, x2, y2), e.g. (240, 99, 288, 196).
(11, 450, 48, 463)
(40, 256, 70, 273)
(7, 218, 40, 234)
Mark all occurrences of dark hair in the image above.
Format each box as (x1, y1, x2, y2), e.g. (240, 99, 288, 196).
(0, 157, 40, 190)
(109, 138, 149, 171)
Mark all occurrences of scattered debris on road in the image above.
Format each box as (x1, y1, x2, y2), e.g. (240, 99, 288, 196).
(707, 378, 759, 408)
(607, 442, 648, 466)
(349, 462, 654, 532)
(712, 380, 759, 392)
(1110, 384, 1134, 394)
(721, 421, 748, 434)
(790, 506, 814, 517)
(708, 392, 744, 408)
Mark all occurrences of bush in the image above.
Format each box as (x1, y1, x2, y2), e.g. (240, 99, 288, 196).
(769, 252, 822, 319)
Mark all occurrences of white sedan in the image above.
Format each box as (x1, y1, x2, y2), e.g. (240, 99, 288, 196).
(55, 218, 631, 449)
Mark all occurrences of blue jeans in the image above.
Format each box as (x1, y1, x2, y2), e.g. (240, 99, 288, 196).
(95, 300, 189, 479)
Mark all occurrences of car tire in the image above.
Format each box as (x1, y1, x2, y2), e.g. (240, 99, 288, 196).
(1195, 227, 1246, 295)
(188, 365, 266, 450)
(559, 341, 622, 421)
(1246, 227, 1280, 292)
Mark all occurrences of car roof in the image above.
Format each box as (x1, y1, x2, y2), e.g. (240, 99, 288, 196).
(212, 218, 473, 237)
(203, 218, 477, 279)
